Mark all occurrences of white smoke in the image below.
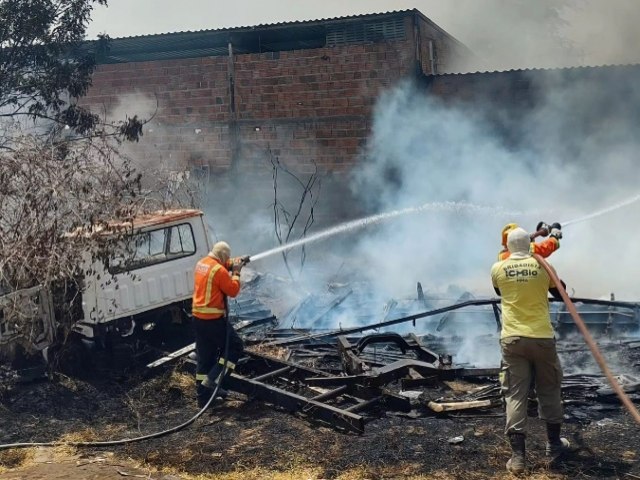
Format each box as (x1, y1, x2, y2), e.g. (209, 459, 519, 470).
(347, 77, 640, 301)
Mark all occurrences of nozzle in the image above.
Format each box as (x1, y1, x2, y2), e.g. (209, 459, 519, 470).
(240, 255, 251, 265)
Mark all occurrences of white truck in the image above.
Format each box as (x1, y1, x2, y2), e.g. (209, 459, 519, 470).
(0, 209, 211, 369)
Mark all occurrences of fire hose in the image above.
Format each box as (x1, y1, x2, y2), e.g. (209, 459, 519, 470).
(0, 318, 233, 451)
(533, 253, 640, 425)
(0, 257, 252, 451)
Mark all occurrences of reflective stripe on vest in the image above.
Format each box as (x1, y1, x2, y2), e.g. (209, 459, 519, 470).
(193, 263, 226, 315)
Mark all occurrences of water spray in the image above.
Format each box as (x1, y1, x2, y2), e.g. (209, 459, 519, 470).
(561, 192, 640, 227)
(249, 200, 531, 262)
(247, 193, 640, 264)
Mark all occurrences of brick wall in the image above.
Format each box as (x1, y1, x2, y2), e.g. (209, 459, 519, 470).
(81, 14, 464, 225)
(82, 23, 459, 176)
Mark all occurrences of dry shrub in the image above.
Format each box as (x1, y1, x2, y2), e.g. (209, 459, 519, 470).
(0, 131, 199, 360)
(0, 448, 36, 472)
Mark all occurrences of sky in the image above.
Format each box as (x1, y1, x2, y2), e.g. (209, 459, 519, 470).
(87, 0, 640, 71)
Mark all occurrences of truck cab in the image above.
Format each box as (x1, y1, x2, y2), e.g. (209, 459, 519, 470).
(1, 209, 212, 369)
(72, 209, 211, 349)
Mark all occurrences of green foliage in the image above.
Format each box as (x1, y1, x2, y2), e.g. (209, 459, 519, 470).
(0, 0, 142, 140)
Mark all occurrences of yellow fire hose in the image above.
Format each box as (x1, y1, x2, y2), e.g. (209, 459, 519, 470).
(533, 253, 640, 424)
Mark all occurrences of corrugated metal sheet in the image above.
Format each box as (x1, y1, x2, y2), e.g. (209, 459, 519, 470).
(434, 63, 640, 77)
(108, 10, 417, 41)
(92, 10, 417, 64)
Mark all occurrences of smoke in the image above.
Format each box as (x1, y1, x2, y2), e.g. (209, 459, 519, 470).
(97, 92, 165, 169)
(420, 0, 640, 72)
(199, 68, 640, 369)
(315, 71, 639, 366)
(349, 75, 640, 300)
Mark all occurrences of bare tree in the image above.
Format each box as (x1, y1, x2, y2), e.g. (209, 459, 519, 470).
(0, 131, 198, 359)
(269, 147, 321, 279)
(0, 0, 185, 361)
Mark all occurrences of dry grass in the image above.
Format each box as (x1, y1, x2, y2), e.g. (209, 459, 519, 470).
(56, 373, 84, 392)
(167, 370, 195, 391)
(2, 354, 636, 480)
(141, 465, 565, 480)
(56, 427, 99, 444)
(246, 343, 289, 360)
(0, 447, 36, 474)
(51, 427, 101, 459)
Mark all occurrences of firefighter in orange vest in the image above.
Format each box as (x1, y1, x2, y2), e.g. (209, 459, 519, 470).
(192, 241, 248, 408)
(498, 222, 562, 261)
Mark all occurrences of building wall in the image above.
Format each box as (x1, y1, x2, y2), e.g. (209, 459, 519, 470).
(83, 16, 463, 176)
(81, 14, 464, 227)
(414, 16, 465, 76)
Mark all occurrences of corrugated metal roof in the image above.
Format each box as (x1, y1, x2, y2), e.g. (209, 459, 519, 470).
(106, 9, 418, 41)
(90, 9, 460, 64)
(435, 63, 640, 77)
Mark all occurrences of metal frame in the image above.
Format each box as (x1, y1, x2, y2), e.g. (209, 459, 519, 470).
(263, 297, 640, 347)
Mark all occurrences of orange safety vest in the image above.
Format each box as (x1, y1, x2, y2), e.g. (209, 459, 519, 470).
(497, 237, 559, 261)
(192, 256, 241, 320)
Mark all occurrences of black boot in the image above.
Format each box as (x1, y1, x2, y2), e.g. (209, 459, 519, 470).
(196, 382, 213, 409)
(546, 423, 570, 461)
(506, 433, 526, 474)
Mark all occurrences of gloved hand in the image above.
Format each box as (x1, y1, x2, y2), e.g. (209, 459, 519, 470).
(549, 222, 562, 240)
(231, 255, 250, 274)
(535, 221, 550, 237)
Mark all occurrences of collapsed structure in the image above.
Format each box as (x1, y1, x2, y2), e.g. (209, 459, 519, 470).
(146, 272, 640, 433)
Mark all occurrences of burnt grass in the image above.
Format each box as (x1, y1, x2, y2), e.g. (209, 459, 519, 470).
(0, 363, 639, 479)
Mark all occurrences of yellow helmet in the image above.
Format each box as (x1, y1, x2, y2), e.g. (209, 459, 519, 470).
(501, 223, 518, 247)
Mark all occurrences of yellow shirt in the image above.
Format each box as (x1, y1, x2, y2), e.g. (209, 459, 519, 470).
(490, 256, 556, 339)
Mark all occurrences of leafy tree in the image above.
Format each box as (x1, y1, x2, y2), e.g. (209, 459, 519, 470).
(0, 1, 191, 361)
(0, 0, 142, 146)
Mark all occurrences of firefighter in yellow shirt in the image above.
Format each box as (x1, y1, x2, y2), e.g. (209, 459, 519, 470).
(491, 227, 570, 474)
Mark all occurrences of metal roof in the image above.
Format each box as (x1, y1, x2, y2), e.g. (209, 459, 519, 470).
(434, 63, 640, 77)
(105, 9, 428, 41)
(91, 9, 461, 64)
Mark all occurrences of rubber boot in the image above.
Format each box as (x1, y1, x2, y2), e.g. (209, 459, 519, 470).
(198, 377, 228, 408)
(545, 423, 570, 461)
(196, 381, 213, 409)
(506, 433, 526, 474)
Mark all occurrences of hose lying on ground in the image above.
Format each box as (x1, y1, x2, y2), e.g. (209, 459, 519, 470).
(533, 253, 640, 425)
(0, 322, 232, 451)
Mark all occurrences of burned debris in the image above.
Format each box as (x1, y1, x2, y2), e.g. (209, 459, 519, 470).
(145, 274, 640, 434)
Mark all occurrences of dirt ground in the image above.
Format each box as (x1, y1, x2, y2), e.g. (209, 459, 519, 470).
(0, 364, 638, 480)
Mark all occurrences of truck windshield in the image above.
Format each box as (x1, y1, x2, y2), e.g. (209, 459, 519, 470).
(108, 223, 196, 274)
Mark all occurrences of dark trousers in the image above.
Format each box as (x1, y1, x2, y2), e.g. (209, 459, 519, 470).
(194, 317, 244, 403)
